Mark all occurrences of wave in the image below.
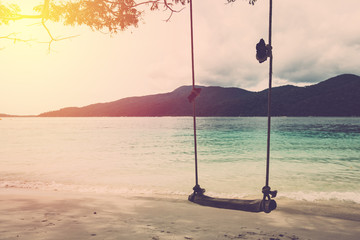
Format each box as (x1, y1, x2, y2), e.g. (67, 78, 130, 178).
(279, 191, 360, 204)
(1, 180, 359, 204)
(0, 180, 188, 198)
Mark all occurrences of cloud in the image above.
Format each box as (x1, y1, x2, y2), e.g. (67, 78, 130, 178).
(187, 0, 360, 90)
(186, 1, 268, 89)
(273, 1, 360, 84)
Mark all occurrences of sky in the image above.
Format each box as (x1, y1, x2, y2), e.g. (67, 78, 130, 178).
(1, 0, 360, 115)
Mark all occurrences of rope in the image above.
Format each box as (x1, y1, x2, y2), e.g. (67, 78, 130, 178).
(189, 0, 201, 191)
(262, 0, 277, 210)
(265, 0, 273, 189)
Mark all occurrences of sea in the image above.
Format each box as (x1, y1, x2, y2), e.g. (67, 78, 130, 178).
(1, 117, 359, 204)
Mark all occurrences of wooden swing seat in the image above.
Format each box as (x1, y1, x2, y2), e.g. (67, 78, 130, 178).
(188, 193, 277, 213)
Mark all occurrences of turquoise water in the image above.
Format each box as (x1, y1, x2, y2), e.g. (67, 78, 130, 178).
(0, 117, 359, 203)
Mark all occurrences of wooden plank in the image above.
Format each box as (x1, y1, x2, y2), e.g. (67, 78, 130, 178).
(188, 194, 276, 213)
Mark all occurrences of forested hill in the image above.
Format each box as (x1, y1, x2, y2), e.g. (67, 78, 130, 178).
(39, 74, 360, 117)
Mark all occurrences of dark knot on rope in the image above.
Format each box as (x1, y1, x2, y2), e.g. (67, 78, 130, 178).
(256, 38, 272, 63)
(261, 186, 277, 213)
(188, 184, 205, 202)
(188, 87, 202, 103)
(262, 186, 277, 199)
(193, 184, 205, 195)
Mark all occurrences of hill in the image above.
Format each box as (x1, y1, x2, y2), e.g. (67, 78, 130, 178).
(39, 74, 360, 117)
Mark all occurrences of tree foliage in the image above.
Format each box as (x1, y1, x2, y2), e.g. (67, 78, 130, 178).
(35, 0, 143, 33)
(0, 0, 189, 33)
(0, 0, 255, 49)
(0, 3, 21, 25)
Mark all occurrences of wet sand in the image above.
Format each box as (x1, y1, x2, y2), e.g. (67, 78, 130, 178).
(0, 189, 359, 240)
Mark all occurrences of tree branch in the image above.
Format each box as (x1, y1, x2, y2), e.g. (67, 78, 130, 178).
(41, 18, 80, 52)
(0, 33, 33, 43)
(163, 0, 185, 22)
(3, 14, 43, 20)
(226, 0, 257, 5)
(0, 0, 189, 50)
(0, 0, 79, 51)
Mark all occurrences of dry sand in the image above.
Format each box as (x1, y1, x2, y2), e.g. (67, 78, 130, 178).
(1, 189, 359, 240)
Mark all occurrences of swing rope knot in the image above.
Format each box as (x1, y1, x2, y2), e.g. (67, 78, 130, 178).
(261, 186, 277, 213)
(193, 184, 205, 195)
(256, 38, 272, 63)
(188, 184, 205, 202)
(188, 87, 202, 103)
(262, 186, 277, 199)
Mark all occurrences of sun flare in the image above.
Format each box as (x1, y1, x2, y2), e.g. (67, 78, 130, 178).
(1, 0, 81, 51)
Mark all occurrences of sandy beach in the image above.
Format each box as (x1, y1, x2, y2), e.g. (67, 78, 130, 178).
(1, 189, 359, 240)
